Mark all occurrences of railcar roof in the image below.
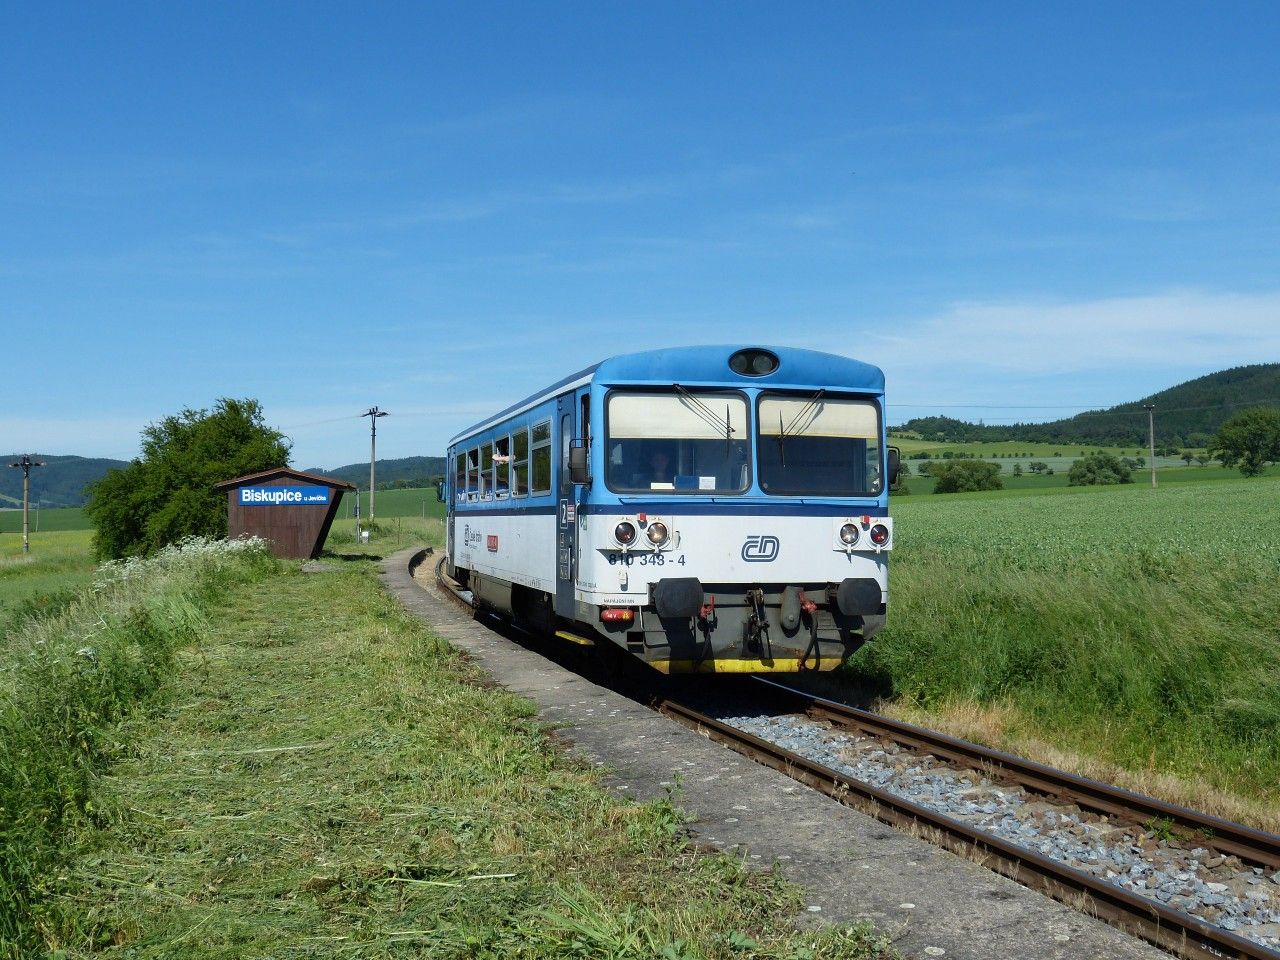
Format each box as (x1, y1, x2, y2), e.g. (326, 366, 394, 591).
(448, 345, 884, 445)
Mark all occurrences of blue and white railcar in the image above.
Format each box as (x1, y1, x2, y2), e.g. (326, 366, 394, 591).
(444, 345, 898, 673)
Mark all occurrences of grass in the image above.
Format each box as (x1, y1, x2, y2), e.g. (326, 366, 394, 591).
(0, 530, 97, 637)
(38, 557, 891, 959)
(322, 514, 445, 556)
(0, 537, 278, 957)
(840, 475, 1280, 826)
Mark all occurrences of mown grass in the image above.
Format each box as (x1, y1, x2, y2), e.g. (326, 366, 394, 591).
(0, 537, 278, 958)
(844, 476, 1280, 823)
(41, 560, 891, 959)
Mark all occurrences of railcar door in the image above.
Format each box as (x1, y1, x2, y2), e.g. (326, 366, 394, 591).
(555, 394, 577, 619)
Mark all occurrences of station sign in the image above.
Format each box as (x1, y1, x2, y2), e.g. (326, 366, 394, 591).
(238, 485, 331, 506)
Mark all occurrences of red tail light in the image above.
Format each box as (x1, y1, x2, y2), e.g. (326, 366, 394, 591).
(870, 523, 890, 546)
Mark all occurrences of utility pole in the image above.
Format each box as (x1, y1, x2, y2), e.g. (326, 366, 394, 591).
(7, 455, 46, 554)
(1144, 404, 1157, 489)
(362, 407, 388, 523)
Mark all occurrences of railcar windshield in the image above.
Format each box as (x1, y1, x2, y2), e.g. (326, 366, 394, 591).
(757, 393, 882, 496)
(606, 390, 750, 494)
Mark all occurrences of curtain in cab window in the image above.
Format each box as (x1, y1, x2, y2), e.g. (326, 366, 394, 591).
(757, 395, 881, 496)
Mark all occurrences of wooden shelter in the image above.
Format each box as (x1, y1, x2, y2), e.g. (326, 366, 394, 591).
(215, 467, 355, 559)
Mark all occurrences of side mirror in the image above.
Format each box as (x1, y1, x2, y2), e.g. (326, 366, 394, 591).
(436, 479, 446, 503)
(568, 440, 590, 485)
(888, 446, 901, 487)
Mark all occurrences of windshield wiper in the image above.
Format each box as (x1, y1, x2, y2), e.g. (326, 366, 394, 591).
(674, 384, 735, 442)
(783, 389, 825, 436)
(774, 389, 826, 467)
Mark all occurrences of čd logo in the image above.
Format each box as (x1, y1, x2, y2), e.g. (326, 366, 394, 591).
(741, 535, 780, 562)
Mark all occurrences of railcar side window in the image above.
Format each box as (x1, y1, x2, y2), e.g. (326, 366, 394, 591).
(494, 436, 511, 499)
(605, 391, 749, 494)
(513, 427, 530, 497)
(479, 442, 493, 500)
(466, 449, 479, 502)
(757, 394, 882, 497)
(454, 453, 466, 503)
(531, 419, 552, 494)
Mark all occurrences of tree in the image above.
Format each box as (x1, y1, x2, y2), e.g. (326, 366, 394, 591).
(1068, 452, 1133, 486)
(1012, 463, 1023, 477)
(932, 460, 1003, 494)
(85, 398, 290, 558)
(1195, 454, 1211, 467)
(1181, 452, 1195, 466)
(1028, 461, 1049, 474)
(1211, 407, 1280, 477)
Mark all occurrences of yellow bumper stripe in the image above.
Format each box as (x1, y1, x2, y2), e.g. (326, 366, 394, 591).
(648, 657, 842, 674)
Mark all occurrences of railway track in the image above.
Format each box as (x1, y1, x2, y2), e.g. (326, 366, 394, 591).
(429, 556, 1280, 960)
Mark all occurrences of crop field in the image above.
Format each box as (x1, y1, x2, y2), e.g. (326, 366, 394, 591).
(0, 507, 88, 533)
(334, 486, 445, 522)
(846, 475, 1280, 822)
(905, 462, 1276, 494)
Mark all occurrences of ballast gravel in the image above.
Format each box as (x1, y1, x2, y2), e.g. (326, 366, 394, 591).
(713, 711, 1280, 952)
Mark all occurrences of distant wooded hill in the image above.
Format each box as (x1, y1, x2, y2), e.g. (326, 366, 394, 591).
(0, 454, 129, 508)
(893, 364, 1280, 447)
(305, 456, 448, 491)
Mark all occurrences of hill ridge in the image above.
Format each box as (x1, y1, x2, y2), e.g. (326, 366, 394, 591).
(893, 363, 1280, 446)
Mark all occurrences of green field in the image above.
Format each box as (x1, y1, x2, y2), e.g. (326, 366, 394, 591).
(844, 475, 1280, 824)
(904, 462, 1275, 494)
(0, 530, 96, 635)
(0, 507, 88, 534)
(336, 487, 446, 522)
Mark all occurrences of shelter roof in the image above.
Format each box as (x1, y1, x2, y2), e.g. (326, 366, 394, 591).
(214, 467, 357, 491)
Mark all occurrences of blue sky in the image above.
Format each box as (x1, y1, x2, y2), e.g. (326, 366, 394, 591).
(3, 2, 1279, 467)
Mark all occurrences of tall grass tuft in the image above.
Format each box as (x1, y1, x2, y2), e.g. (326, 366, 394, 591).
(848, 479, 1280, 807)
(0, 536, 276, 957)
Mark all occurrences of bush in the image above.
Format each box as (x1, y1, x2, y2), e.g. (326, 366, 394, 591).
(932, 460, 1003, 493)
(85, 399, 290, 559)
(1068, 453, 1133, 486)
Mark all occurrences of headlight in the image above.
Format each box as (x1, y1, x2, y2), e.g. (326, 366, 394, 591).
(839, 522, 859, 545)
(646, 521, 669, 545)
(615, 521, 637, 546)
(869, 523, 890, 546)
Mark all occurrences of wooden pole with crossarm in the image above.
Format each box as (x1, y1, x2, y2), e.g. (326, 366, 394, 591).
(7, 455, 46, 554)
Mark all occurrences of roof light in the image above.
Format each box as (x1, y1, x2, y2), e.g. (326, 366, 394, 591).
(729, 348, 779, 377)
